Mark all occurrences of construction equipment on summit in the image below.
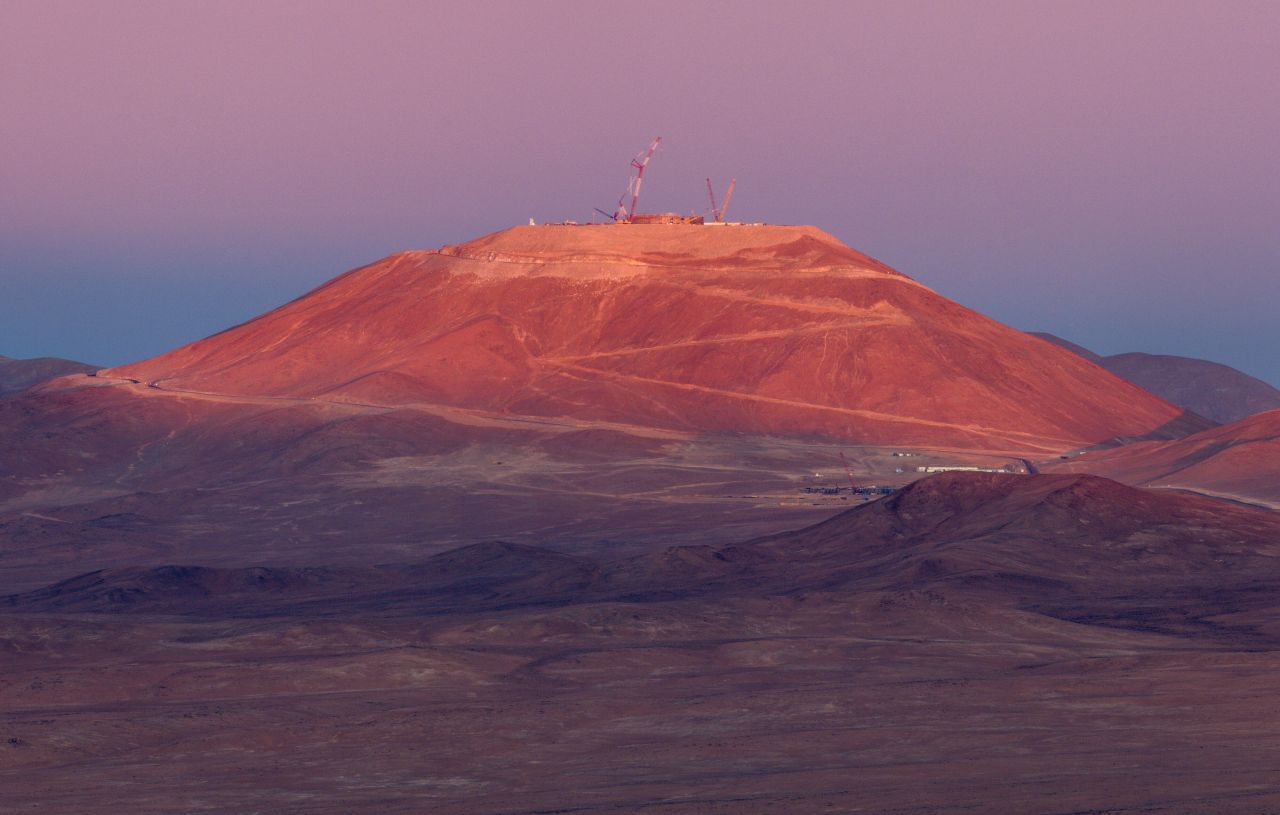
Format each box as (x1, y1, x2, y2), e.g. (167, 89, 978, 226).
(706, 177, 736, 222)
(610, 136, 662, 223)
(591, 139, 733, 225)
(718, 178, 735, 222)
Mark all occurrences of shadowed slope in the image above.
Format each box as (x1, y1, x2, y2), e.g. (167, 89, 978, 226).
(1032, 331, 1280, 423)
(595, 472, 1280, 638)
(1104, 352, 1280, 423)
(7, 473, 1280, 814)
(5, 542, 595, 616)
(15, 473, 1279, 643)
(746, 472, 1280, 638)
(0, 355, 97, 397)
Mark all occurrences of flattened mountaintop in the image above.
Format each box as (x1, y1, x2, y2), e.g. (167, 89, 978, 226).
(438, 224, 905, 278)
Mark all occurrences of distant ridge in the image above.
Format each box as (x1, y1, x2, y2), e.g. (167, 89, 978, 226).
(0, 355, 97, 397)
(1031, 331, 1280, 423)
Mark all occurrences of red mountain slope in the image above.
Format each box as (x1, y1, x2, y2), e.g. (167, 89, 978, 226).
(106, 225, 1181, 451)
(1054, 408, 1280, 508)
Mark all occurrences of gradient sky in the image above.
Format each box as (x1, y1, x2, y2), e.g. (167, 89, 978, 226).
(3, 1, 1278, 385)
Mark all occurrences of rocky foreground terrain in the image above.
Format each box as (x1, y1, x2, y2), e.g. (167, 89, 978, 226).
(2, 473, 1279, 814)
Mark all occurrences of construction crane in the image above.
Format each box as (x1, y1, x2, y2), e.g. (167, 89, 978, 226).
(705, 178, 737, 222)
(718, 178, 735, 222)
(606, 136, 661, 223)
(721, 179, 742, 222)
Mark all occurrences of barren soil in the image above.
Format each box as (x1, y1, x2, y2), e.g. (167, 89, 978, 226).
(2, 474, 1279, 814)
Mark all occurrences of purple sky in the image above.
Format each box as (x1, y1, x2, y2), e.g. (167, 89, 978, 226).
(3, 1, 1278, 386)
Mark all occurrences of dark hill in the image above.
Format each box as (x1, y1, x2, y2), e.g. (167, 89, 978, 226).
(5, 542, 596, 616)
(0, 355, 97, 397)
(1031, 331, 1280, 423)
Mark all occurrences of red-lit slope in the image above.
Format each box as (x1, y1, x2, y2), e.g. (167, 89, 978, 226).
(107, 225, 1182, 451)
(1057, 408, 1280, 507)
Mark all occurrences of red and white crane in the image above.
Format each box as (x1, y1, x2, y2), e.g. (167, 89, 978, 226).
(718, 178, 736, 222)
(595, 139, 738, 224)
(705, 177, 737, 222)
(608, 136, 661, 223)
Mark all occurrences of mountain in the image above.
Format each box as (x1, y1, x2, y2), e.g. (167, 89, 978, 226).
(0, 225, 1198, 590)
(0, 354, 96, 397)
(1051, 408, 1280, 508)
(1031, 331, 1280, 423)
(108, 225, 1182, 451)
(1103, 352, 1280, 423)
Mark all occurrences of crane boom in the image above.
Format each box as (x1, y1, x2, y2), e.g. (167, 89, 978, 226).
(617, 136, 661, 222)
(706, 178, 718, 219)
(718, 178, 736, 222)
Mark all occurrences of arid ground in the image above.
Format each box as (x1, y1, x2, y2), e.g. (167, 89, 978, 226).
(3, 473, 1280, 814)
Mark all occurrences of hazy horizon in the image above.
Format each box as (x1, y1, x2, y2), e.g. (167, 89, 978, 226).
(3, 1, 1278, 385)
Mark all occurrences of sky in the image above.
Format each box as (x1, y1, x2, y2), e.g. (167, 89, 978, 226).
(2, 0, 1278, 385)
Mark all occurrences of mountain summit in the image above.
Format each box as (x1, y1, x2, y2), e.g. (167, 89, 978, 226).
(107, 224, 1181, 450)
